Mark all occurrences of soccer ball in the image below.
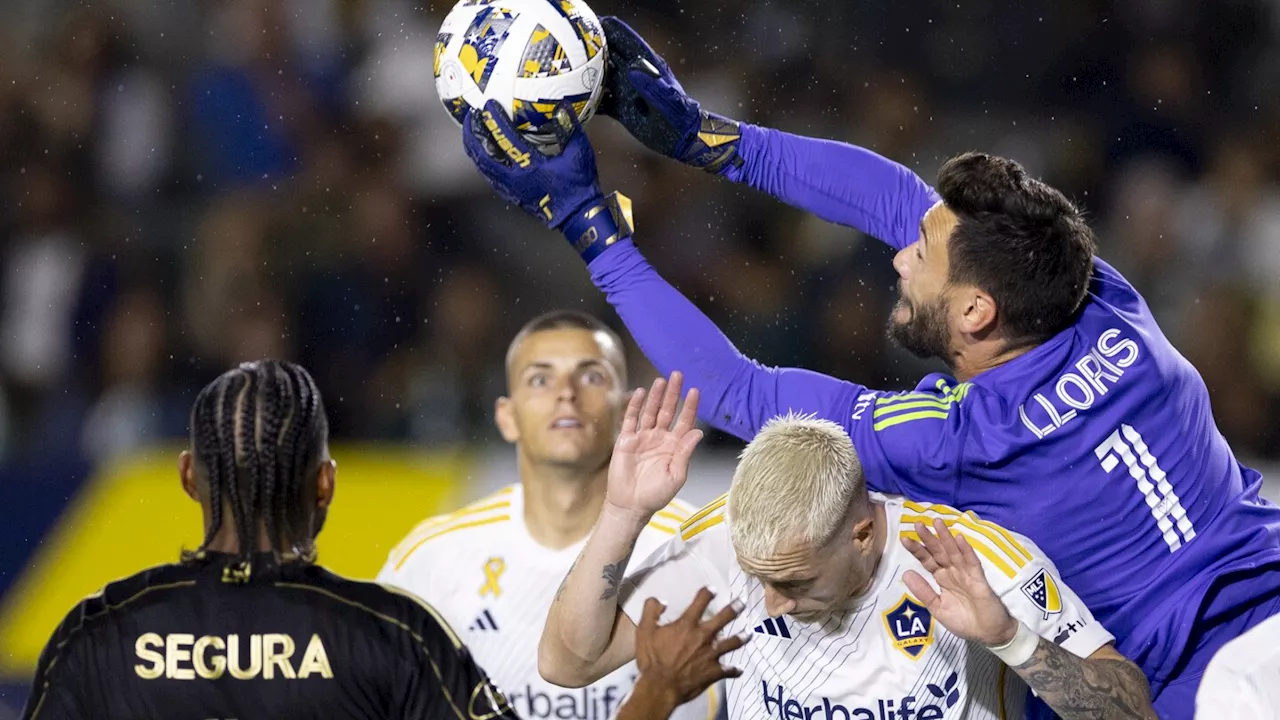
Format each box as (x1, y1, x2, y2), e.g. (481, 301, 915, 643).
(434, 0, 607, 145)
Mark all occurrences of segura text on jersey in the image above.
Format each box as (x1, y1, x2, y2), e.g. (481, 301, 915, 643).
(134, 632, 333, 680)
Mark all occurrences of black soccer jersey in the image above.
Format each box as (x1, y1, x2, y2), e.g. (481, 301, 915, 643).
(21, 553, 519, 720)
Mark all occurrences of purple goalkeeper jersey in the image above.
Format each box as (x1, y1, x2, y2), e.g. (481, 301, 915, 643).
(587, 124, 1280, 698)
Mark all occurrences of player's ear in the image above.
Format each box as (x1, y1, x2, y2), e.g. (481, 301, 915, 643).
(958, 287, 997, 336)
(179, 450, 200, 503)
(315, 459, 336, 510)
(850, 512, 875, 549)
(494, 396, 520, 444)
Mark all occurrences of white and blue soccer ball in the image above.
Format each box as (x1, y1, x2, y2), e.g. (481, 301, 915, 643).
(434, 0, 607, 145)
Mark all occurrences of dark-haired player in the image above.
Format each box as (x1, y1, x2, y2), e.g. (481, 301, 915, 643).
(456, 19, 1280, 719)
(378, 310, 719, 720)
(20, 360, 738, 720)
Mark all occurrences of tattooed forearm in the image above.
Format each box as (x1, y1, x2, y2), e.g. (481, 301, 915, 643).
(1010, 639, 1155, 720)
(600, 561, 626, 600)
(599, 540, 637, 601)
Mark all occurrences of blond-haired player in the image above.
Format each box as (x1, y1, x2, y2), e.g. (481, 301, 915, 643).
(377, 311, 718, 720)
(541, 372, 1156, 719)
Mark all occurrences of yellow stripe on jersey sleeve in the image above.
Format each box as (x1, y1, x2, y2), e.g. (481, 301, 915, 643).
(646, 520, 678, 535)
(388, 488, 514, 565)
(873, 398, 951, 416)
(872, 382, 972, 431)
(903, 500, 1034, 563)
(680, 493, 727, 533)
(664, 497, 698, 517)
(874, 410, 950, 431)
(899, 510, 1028, 579)
(655, 508, 690, 524)
(392, 514, 511, 571)
(681, 512, 725, 541)
(900, 528, 1017, 579)
(963, 511, 1034, 563)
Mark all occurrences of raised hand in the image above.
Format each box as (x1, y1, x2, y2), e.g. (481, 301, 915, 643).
(598, 17, 743, 174)
(901, 518, 1019, 647)
(605, 371, 703, 524)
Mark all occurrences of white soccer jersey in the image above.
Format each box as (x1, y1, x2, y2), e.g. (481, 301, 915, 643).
(619, 494, 1114, 720)
(1195, 611, 1280, 719)
(377, 484, 721, 720)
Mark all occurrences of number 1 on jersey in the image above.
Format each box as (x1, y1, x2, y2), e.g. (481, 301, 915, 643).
(1095, 424, 1196, 552)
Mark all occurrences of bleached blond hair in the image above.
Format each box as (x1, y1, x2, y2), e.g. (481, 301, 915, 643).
(728, 412, 865, 561)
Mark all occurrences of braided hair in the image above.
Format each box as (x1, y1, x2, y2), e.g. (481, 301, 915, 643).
(186, 360, 329, 565)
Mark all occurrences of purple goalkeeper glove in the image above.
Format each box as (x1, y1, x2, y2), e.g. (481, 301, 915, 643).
(598, 17, 743, 174)
(462, 99, 633, 262)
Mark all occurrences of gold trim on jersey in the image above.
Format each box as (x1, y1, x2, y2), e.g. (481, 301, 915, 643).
(392, 515, 512, 571)
(28, 580, 198, 720)
(275, 582, 487, 719)
(902, 500, 1034, 563)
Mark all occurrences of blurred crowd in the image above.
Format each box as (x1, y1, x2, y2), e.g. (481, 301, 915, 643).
(0, 0, 1277, 470)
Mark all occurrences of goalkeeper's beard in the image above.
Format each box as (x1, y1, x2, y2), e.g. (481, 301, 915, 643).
(887, 294, 951, 361)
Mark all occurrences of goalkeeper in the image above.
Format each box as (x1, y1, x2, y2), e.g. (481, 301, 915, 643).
(457, 18, 1280, 720)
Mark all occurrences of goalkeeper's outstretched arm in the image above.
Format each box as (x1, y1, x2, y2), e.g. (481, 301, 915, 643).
(598, 16, 939, 251)
(459, 92, 871, 443)
(721, 125, 940, 251)
(589, 239, 866, 441)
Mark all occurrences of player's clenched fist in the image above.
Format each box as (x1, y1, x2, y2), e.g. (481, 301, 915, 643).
(604, 372, 703, 527)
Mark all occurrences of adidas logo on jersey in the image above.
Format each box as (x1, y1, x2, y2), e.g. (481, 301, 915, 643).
(753, 617, 792, 638)
(761, 675, 961, 720)
(469, 609, 499, 632)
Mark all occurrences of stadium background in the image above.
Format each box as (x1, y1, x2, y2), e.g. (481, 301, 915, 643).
(0, 0, 1278, 714)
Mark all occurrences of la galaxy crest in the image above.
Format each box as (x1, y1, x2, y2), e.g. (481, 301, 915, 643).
(883, 594, 934, 660)
(1021, 568, 1063, 620)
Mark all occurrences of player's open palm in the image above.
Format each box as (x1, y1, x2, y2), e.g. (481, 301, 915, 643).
(606, 371, 703, 524)
(901, 518, 1019, 647)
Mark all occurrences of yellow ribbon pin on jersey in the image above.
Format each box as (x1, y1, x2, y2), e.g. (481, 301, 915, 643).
(479, 557, 505, 598)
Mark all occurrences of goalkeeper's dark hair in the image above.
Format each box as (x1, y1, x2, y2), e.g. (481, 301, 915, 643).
(937, 152, 1096, 347)
(505, 309, 628, 386)
(186, 360, 329, 565)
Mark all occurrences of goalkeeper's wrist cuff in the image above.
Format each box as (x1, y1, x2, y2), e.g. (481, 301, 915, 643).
(681, 112, 745, 175)
(562, 192, 635, 262)
(986, 621, 1039, 667)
